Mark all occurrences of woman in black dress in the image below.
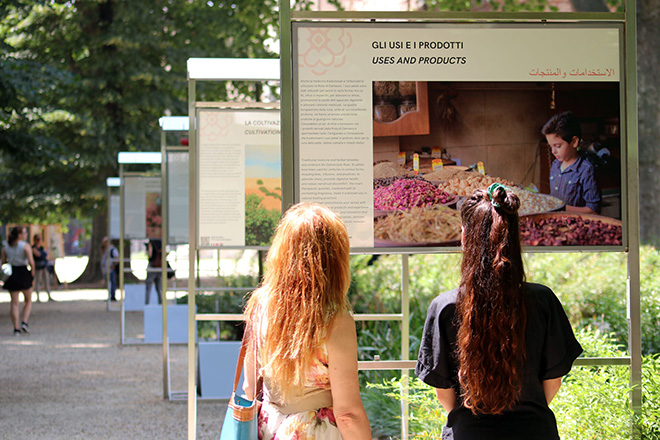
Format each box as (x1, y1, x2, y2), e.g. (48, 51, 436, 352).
(2, 226, 36, 335)
(416, 184, 583, 440)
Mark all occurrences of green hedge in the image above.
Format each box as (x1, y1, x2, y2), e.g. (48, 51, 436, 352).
(364, 329, 660, 439)
(348, 247, 660, 438)
(186, 245, 660, 437)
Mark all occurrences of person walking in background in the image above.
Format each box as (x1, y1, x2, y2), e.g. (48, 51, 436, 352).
(242, 203, 372, 440)
(416, 184, 583, 440)
(32, 234, 53, 302)
(145, 238, 163, 305)
(101, 237, 118, 302)
(2, 226, 35, 335)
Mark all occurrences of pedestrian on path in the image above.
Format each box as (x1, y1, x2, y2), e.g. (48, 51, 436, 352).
(101, 237, 118, 302)
(2, 226, 35, 335)
(32, 233, 53, 302)
(145, 238, 163, 305)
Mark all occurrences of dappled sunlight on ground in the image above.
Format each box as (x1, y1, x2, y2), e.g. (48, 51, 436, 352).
(54, 256, 88, 283)
(0, 250, 262, 303)
(0, 289, 109, 303)
(50, 250, 259, 282)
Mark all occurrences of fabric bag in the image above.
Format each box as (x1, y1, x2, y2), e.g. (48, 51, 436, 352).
(1, 263, 12, 283)
(442, 424, 454, 440)
(219, 334, 259, 440)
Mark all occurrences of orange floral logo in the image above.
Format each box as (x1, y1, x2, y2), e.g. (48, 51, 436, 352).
(298, 28, 353, 76)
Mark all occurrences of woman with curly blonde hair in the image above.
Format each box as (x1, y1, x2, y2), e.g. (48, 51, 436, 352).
(243, 203, 371, 440)
(416, 184, 583, 439)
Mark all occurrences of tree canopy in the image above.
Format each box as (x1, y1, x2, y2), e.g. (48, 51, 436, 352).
(2, 0, 657, 264)
(0, 0, 291, 225)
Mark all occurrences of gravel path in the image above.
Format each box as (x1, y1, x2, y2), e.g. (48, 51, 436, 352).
(0, 290, 226, 439)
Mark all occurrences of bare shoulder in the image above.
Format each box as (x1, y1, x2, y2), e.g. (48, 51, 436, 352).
(328, 310, 356, 344)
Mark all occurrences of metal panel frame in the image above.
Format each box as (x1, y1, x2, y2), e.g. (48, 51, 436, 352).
(186, 58, 281, 439)
(117, 153, 162, 346)
(105, 179, 120, 312)
(185, 5, 640, 438)
(160, 117, 190, 400)
(194, 105, 280, 251)
(280, 4, 640, 440)
(290, 19, 627, 254)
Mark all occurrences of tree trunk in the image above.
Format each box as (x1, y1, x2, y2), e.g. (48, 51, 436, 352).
(637, 0, 660, 247)
(73, 209, 140, 285)
(73, 211, 106, 284)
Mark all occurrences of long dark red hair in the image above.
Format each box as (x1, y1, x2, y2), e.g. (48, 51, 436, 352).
(456, 186, 527, 415)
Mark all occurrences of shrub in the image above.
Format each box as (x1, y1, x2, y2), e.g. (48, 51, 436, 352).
(351, 248, 660, 438)
(364, 328, 660, 440)
(192, 244, 660, 436)
(639, 354, 660, 439)
(366, 375, 446, 439)
(245, 193, 280, 246)
(524, 246, 660, 355)
(551, 329, 633, 440)
(176, 272, 259, 340)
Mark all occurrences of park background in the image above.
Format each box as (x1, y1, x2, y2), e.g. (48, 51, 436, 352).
(2, 0, 660, 438)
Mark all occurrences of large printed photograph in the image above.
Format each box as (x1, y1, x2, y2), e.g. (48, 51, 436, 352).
(292, 22, 624, 250)
(244, 144, 282, 247)
(371, 80, 622, 248)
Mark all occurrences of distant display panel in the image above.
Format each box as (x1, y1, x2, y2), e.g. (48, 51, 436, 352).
(124, 176, 161, 240)
(167, 151, 189, 244)
(109, 194, 120, 239)
(292, 22, 624, 251)
(196, 108, 282, 248)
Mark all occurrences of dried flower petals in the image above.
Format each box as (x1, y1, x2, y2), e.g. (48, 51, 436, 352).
(520, 214, 622, 246)
(374, 179, 455, 210)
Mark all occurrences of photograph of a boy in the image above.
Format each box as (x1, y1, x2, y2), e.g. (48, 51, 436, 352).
(542, 111, 601, 215)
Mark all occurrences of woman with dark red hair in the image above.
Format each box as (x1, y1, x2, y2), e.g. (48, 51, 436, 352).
(416, 184, 583, 440)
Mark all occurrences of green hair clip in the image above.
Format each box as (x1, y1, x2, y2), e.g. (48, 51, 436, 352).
(487, 182, 507, 208)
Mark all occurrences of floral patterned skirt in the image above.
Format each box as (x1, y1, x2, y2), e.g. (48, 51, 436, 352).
(258, 401, 342, 440)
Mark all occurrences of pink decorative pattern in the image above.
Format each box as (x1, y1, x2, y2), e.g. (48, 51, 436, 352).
(199, 112, 232, 143)
(298, 28, 353, 76)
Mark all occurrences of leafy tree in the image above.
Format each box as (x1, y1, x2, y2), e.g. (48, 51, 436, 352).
(0, 0, 303, 281)
(423, 0, 558, 11)
(245, 193, 280, 246)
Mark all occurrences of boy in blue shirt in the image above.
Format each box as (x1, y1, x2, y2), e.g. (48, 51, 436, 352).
(542, 111, 601, 214)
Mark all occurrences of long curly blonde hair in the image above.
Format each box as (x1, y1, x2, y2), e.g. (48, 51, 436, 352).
(245, 203, 351, 400)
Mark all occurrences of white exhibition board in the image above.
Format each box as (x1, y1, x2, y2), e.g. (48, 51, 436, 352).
(109, 194, 120, 239)
(198, 341, 244, 399)
(196, 108, 281, 247)
(292, 23, 623, 250)
(124, 176, 162, 239)
(167, 151, 189, 244)
(45, 224, 64, 259)
(124, 283, 160, 311)
(143, 305, 191, 344)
